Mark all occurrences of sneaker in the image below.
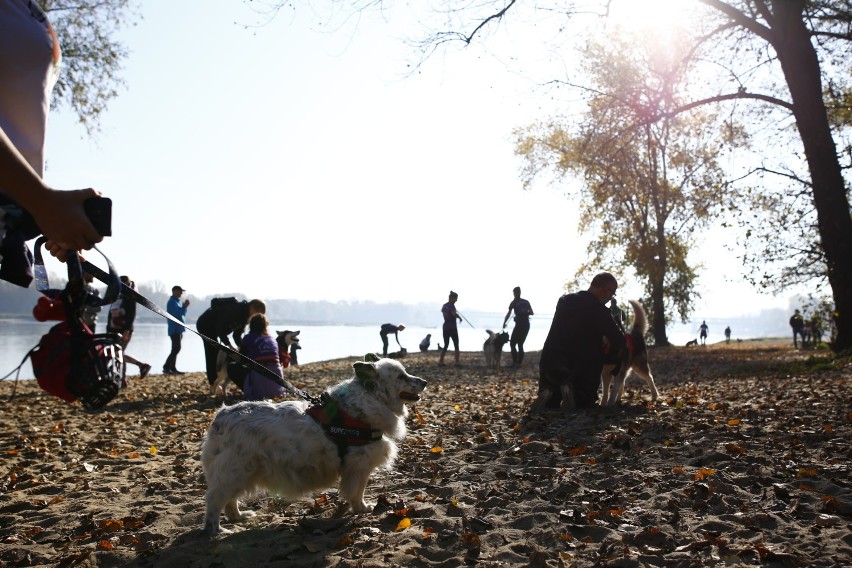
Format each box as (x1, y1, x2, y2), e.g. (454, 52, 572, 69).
(172, 369, 186, 375)
(162, 367, 175, 375)
(139, 363, 151, 379)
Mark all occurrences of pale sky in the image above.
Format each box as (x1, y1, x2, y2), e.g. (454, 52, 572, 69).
(40, 0, 802, 319)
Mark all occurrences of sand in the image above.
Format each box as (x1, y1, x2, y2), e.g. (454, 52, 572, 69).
(0, 342, 850, 567)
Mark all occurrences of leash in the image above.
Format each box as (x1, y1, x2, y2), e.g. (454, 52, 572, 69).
(457, 310, 476, 329)
(77, 257, 320, 405)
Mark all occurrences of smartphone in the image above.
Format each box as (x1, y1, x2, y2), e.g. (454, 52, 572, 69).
(83, 196, 112, 237)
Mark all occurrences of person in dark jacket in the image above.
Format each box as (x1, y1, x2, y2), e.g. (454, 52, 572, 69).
(196, 298, 266, 385)
(535, 272, 627, 410)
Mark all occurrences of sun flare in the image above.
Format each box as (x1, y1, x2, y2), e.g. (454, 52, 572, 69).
(606, 0, 696, 33)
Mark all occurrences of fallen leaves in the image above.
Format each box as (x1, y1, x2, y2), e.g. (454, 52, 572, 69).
(0, 347, 848, 567)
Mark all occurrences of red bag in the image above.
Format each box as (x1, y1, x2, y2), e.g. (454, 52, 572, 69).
(31, 322, 81, 402)
(30, 321, 126, 409)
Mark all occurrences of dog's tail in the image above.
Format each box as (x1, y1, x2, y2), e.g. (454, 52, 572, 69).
(628, 300, 649, 336)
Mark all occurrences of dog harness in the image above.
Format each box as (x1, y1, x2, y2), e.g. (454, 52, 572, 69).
(306, 393, 383, 459)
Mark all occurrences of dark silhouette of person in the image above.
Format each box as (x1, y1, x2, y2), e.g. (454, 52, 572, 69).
(537, 272, 626, 409)
(789, 309, 805, 349)
(502, 286, 534, 367)
(379, 323, 405, 356)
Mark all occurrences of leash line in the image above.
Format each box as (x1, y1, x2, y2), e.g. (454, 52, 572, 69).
(80, 260, 320, 405)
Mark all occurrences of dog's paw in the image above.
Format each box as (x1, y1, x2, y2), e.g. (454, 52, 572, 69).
(204, 523, 231, 537)
(240, 510, 257, 520)
(351, 501, 371, 514)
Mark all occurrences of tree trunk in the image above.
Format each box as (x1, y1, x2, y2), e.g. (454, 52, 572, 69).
(769, 1, 852, 351)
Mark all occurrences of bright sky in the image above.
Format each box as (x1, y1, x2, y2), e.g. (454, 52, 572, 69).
(41, 0, 799, 318)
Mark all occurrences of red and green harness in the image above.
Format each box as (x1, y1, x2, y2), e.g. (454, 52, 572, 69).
(305, 393, 382, 459)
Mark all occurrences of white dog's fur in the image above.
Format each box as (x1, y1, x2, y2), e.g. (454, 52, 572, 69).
(201, 356, 426, 535)
(210, 330, 300, 396)
(601, 300, 659, 406)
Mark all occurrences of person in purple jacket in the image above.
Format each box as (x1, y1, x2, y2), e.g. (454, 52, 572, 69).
(239, 313, 285, 401)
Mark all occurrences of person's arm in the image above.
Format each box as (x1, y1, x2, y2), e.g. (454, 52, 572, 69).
(503, 302, 513, 328)
(1, 127, 102, 255)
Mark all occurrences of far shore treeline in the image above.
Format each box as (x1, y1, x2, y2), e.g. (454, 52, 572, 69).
(0, 276, 472, 328)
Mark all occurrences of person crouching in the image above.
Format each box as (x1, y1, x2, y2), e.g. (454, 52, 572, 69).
(239, 314, 285, 401)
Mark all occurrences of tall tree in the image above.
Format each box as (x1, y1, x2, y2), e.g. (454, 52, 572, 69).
(282, 0, 852, 351)
(515, 34, 736, 344)
(41, 0, 139, 136)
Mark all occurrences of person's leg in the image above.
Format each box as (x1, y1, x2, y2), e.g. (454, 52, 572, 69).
(381, 332, 389, 356)
(164, 333, 181, 372)
(451, 329, 460, 364)
(509, 328, 519, 366)
(571, 362, 603, 408)
(439, 328, 450, 364)
(514, 322, 530, 366)
(203, 341, 220, 384)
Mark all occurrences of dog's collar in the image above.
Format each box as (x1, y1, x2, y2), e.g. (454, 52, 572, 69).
(306, 393, 382, 459)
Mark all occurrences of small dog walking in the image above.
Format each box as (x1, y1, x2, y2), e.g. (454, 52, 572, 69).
(210, 330, 300, 396)
(201, 355, 426, 535)
(483, 329, 510, 370)
(601, 300, 659, 406)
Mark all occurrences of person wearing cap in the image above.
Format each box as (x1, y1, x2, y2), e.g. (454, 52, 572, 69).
(379, 323, 406, 356)
(502, 286, 534, 368)
(439, 291, 463, 366)
(535, 272, 626, 410)
(163, 285, 190, 375)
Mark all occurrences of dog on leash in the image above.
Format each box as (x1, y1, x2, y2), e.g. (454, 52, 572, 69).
(201, 355, 426, 535)
(601, 300, 659, 406)
(210, 330, 300, 396)
(483, 329, 510, 370)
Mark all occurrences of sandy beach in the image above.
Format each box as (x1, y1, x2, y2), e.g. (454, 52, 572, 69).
(0, 342, 850, 567)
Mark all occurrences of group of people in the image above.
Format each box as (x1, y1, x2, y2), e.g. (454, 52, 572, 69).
(379, 286, 536, 369)
(789, 308, 823, 349)
(162, 285, 285, 400)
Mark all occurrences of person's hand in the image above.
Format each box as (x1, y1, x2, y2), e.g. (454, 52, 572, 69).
(30, 188, 103, 253)
(183, 299, 190, 308)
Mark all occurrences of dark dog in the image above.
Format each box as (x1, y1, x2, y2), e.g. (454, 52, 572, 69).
(483, 329, 510, 370)
(387, 348, 408, 359)
(685, 339, 698, 347)
(601, 300, 659, 406)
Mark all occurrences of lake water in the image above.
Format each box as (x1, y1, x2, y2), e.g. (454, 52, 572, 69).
(0, 315, 765, 380)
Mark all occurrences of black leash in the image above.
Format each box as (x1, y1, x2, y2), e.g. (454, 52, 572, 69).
(71, 256, 320, 405)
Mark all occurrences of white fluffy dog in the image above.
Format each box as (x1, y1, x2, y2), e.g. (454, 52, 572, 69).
(201, 355, 426, 535)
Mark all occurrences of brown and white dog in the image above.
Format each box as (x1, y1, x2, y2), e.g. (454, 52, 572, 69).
(601, 300, 659, 406)
(201, 355, 426, 535)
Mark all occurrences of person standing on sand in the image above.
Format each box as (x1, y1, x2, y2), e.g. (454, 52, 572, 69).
(725, 326, 731, 344)
(699, 321, 709, 346)
(439, 291, 462, 366)
(789, 309, 805, 349)
(163, 285, 189, 375)
(502, 286, 534, 368)
(107, 275, 151, 378)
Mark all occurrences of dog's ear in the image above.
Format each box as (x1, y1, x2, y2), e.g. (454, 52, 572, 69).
(364, 353, 381, 363)
(353, 361, 378, 391)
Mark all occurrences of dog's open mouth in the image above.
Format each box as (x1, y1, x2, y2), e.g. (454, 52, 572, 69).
(400, 392, 421, 402)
